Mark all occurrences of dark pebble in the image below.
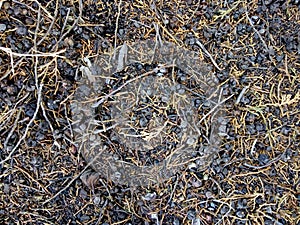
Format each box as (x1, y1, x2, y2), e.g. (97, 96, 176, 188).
(47, 99, 58, 110)
(16, 26, 28, 36)
(79, 215, 90, 222)
(25, 18, 34, 25)
(258, 154, 269, 165)
(236, 210, 246, 218)
(187, 209, 196, 220)
(236, 220, 246, 225)
(220, 205, 229, 215)
(264, 219, 274, 225)
(25, 103, 36, 117)
(194, 98, 202, 108)
(281, 126, 291, 135)
(39, 121, 49, 131)
(27, 138, 37, 147)
(202, 100, 211, 108)
(255, 123, 265, 132)
(139, 117, 148, 127)
(36, 133, 45, 141)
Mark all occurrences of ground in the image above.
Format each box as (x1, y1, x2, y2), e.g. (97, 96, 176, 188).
(0, 0, 299, 225)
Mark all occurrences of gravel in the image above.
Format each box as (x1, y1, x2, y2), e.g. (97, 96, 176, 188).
(0, 0, 299, 224)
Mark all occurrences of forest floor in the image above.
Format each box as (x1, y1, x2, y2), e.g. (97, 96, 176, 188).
(0, 1, 299, 224)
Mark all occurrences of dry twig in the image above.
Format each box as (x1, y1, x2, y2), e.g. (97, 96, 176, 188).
(195, 39, 222, 71)
(0, 84, 43, 166)
(91, 64, 175, 108)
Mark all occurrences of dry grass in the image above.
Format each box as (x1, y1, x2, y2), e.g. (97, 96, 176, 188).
(0, 0, 299, 224)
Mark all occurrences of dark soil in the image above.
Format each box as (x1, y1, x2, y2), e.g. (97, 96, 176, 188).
(0, 0, 299, 224)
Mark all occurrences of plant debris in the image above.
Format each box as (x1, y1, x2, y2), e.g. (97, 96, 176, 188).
(0, 0, 299, 224)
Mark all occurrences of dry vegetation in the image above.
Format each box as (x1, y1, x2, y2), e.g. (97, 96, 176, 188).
(0, 0, 299, 224)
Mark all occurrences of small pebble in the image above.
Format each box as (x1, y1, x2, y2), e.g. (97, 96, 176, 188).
(187, 210, 196, 220)
(139, 117, 148, 127)
(3, 2, 10, 9)
(0, 24, 6, 32)
(16, 26, 28, 36)
(186, 137, 196, 145)
(205, 191, 214, 199)
(93, 196, 101, 205)
(236, 210, 246, 218)
(188, 163, 197, 170)
(142, 192, 156, 201)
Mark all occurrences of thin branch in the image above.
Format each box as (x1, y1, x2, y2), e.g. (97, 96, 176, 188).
(37, 0, 59, 46)
(51, 0, 83, 51)
(0, 92, 29, 134)
(195, 40, 222, 71)
(0, 84, 44, 166)
(91, 64, 175, 108)
(40, 102, 57, 145)
(197, 94, 234, 125)
(167, 175, 179, 204)
(18, 212, 55, 225)
(43, 152, 102, 204)
(0, 0, 59, 82)
(244, 148, 288, 170)
(3, 109, 22, 150)
(245, 11, 269, 52)
(235, 86, 249, 105)
(0, 47, 66, 58)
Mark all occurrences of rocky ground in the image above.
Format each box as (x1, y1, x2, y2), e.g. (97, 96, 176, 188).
(0, 0, 299, 224)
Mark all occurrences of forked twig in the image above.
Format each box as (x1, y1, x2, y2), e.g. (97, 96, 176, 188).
(244, 144, 290, 170)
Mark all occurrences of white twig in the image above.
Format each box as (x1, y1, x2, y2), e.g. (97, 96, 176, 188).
(197, 94, 234, 125)
(3, 109, 22, 150)
(167, 175, 179, 204)
(196, 40, 222, 71)
(245, 11, 269, 52)
(93, 123, 119, 134)
(113, 0, 122, 60)
(37, 0, 59, 46)
(95, 199, 108, 225)
(235, 86, 249, 105)
(0, 1, 59, 82)
(52, 0, 83, 52)
(0, 93, 29, 132)
(0, 47, 66, 58)
(0, 84, 44, 166)
(18, 211, 55, 225)
(40, 102, 56, 143)
(244, 145, 289, 170)
(64, 104, 73, 138)
(250, 138, 258, 156)
(61, 8, 71, 37)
